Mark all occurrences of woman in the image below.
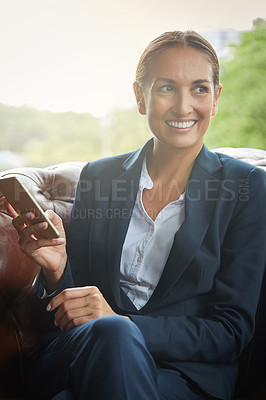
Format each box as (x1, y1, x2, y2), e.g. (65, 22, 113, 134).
(7, 31, 266, 400)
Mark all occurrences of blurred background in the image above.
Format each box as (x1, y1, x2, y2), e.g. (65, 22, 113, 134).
(0, 0, 265, 170)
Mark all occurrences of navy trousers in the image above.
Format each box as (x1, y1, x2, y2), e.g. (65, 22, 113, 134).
(25, 315, 213, 400)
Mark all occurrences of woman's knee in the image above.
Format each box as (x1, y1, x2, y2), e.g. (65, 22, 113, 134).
(89, 315, 143, 343)
(64, 315, 146, 360)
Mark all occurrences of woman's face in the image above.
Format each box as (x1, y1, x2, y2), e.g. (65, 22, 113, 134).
(134, 46, 221, 153)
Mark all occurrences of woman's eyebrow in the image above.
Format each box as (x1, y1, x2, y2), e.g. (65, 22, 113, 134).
(192, 79, 211, 85)
(153, 78, 176, 85)
(153, 78, 211, 86)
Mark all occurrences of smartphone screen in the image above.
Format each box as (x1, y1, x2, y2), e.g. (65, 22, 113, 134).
(0, 176, 60, 239)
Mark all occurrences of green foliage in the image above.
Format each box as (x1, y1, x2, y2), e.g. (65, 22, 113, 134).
(206, 19, 266, 150)
(0, 103, 151, 169)
(107, 109, 151, 155)
(0, 105, 102, 167)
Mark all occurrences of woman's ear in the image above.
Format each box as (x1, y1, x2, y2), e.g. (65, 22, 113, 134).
(212, 84, 222, 116)
(133, 81, 146, 115)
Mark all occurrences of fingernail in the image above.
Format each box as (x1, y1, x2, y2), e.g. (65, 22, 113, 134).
(46, 303, 51, 311)
(56, 238, 65, 244)
(26, 212, 34, 219)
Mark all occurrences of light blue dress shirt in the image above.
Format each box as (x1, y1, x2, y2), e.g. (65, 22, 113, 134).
(120, 156, 185, 310)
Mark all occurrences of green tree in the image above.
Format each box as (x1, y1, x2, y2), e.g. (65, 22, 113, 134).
(206, 18, 266, 150)
(107, 108, 151, 156)
(23, 111, 102, 166)
(0, 104, 102, 167)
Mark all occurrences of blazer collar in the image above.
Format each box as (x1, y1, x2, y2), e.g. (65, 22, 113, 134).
(193, 143, 223, 178)
(105, 142, 150, 312)
(122, 138, 154, 172)
(122, 139, 222, 177)
(141, 144, 224, 312)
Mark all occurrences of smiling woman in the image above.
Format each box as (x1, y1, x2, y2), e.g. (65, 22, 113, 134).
(4, 30, 266, 400)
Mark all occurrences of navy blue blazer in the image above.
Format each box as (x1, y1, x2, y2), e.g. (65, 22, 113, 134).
(36, 140, 266, 400)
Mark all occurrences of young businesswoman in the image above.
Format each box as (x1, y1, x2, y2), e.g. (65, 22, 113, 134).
(7, 31, 266, 400)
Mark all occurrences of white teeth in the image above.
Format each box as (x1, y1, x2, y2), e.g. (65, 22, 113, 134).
(166, 120, 195, 129)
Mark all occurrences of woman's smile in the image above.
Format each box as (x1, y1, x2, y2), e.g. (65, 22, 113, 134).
(165, 120, 197, 129)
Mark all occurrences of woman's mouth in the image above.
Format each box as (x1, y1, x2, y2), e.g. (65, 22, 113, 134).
(165, 120, 196, 129)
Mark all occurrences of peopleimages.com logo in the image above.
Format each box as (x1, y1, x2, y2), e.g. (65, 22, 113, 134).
(5, 176, 250, 210)
(75, 178, 250, 202)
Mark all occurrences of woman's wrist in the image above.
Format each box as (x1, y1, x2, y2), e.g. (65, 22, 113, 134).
(42, 256, 67, 294)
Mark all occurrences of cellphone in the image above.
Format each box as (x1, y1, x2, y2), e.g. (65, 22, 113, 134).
(0, 176, 60, 239)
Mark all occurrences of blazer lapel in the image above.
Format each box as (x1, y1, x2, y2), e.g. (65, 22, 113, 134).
(105, 140, 153, 311)
(142, 145, 223, 309)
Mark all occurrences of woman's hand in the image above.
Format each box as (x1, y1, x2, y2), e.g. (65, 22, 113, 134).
(4, 198, 67, 292)
(46, 286, 123, 331)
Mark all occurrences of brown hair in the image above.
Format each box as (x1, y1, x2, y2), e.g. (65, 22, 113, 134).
(136, 30, 220, 92)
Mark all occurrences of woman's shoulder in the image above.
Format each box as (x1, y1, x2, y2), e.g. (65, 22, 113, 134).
(80, 140, 152, 179)
(213, 148, 266, 182)
(80, 150, 137, 179)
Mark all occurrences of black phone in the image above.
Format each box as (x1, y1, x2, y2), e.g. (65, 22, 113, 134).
(0, 176, 60, 239)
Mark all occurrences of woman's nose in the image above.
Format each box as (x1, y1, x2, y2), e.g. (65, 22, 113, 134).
(172, 92, 193, 115)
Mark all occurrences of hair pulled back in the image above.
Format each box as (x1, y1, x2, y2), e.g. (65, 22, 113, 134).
(136, 30, 220, 92)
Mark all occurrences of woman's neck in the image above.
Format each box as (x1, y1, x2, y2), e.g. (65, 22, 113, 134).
(147, 140, 203, 184)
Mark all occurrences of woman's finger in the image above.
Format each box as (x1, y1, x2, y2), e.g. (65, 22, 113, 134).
(55, 303, 93, 330)
(19, 235, 65, 254)
(64, 316, 92, 331)
(12, 211, 35, 232)
(53, 295, 93, 322)
(18, 221, 48, 241)
(47, 286, 99, 311)
(3, 197, 18, 218)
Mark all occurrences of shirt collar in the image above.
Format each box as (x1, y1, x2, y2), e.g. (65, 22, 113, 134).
(139, 154, 153, 190)
(138, 153, 186, 203)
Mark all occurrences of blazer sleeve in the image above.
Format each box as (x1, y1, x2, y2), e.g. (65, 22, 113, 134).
(129, 167, 266, 364)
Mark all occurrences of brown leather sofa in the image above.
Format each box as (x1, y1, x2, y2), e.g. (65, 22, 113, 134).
(0, 148, 265, 400)
(0, 161, 85, 399)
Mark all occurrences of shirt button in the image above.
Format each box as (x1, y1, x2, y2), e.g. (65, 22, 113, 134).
(137, 256, 142, 263)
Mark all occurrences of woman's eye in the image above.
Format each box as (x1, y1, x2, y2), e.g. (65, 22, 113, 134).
(158, 85, 175, 93)
(194, 86, 209, 94)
